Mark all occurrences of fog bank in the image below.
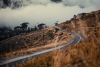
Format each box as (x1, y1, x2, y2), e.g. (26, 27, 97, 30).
(0, 0, 100, 28)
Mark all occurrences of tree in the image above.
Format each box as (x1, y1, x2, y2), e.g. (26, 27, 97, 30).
(28, 27, 31, 32)
(34, 26, 38, 31)
(55, 21, 58, 26)
(38, 23, 46, 30)
(14, 26, 21, 31)
(20, 22, 29, 32)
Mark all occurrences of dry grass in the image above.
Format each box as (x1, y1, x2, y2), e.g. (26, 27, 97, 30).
(0, 30, 71, 58)
(15, 10, 100, 67)
(15, 33, 100, 67)
(0, 40, 66, 58)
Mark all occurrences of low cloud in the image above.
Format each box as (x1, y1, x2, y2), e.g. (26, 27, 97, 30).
(0, 0, 100, 28)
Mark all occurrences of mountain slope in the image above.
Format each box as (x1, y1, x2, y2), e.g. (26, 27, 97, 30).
(0, 27, 71, 58)
(15, 10, 100, 67)
(58, 10, 100, 38)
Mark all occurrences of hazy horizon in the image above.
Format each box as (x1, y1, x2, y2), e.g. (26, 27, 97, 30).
(0, 0, 100, 28)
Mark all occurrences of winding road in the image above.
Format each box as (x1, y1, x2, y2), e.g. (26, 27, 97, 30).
(0, 28, 83, 67)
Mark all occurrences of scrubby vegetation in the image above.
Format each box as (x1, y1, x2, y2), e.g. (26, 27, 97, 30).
(0, 22, 48, 56)
(16, 33, 100, 67)
(15, 10, 100, 67)
(0, 26, 71, 58)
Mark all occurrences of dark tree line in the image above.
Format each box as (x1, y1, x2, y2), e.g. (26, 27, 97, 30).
(0, 26, 12, 41)
(0, 21, 59, 41)
(14, 22, 47, 32)
(0, 22, 47, 41)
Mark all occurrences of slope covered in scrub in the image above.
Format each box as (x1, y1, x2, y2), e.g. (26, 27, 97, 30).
(0, 27, 71, 58)
(16, 10, 100, 67)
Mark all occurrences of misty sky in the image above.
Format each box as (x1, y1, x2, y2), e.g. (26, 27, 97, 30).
(0, 0, 100, 28)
